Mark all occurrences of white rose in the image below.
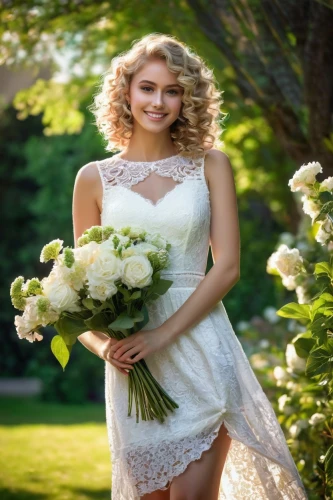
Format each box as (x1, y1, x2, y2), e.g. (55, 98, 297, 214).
(285, 343, 306, 373)
(273, 244, 303, 277)
(121, 255, 153, 289)
(288, 161, 322, 195)
(315, 218, 333, 245)
(74, 241, 100, 267)
(301, 195, 321, 222)
(319, 177, 333, 192)
(86, 247, 121, 287)
(42, 270, 80, 313)
(309, 413, 326, 426)
(132, 242, 157, 256)
(88, 281, 118, 302)
(145, 233, 167, 249)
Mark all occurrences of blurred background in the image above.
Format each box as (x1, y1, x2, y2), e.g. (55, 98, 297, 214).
(1, 0, 333, 498)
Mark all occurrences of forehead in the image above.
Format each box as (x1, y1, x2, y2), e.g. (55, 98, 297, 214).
(132, 58, 179, 84)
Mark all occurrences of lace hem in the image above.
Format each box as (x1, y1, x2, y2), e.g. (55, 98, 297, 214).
(117, 415, 307, 499)
(124, 415, 228, 495)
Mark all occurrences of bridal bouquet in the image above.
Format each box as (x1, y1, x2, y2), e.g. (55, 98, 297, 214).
(10, 225, 179, 424)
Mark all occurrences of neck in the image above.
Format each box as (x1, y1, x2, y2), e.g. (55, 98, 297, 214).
(122, 128, 178, 161)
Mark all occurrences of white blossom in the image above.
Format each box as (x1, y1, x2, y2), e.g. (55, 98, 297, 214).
(319, 176, 333, 192)
(285, 343, 306, 373)
(278, 394, 294, 415)
(296, 285, 310, 304)
(268, 244, 303, 279)
(309, 413, 326, 426)
(301, 195, 321, 222)
(273, 366, 289, 386)
(120, 255, 153, 289)
(288, 161, 322, 195)
(42, 268, 81, 313)
(289, 419, 309, 438)
(315, 218, 333, 246)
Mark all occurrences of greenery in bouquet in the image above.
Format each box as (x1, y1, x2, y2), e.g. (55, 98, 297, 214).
(10, 225, 179, 424)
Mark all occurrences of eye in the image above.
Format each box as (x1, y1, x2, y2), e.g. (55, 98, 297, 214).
(167, 89, 179, 95)
(141, 86, 153, 92)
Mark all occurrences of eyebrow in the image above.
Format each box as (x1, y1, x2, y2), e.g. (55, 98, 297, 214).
(138, 79, 182, 88)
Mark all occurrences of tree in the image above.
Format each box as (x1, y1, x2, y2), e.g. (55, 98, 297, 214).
(1, 0, 332, 172)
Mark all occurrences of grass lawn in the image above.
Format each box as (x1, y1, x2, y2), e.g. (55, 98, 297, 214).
(0, 397, 112, 500)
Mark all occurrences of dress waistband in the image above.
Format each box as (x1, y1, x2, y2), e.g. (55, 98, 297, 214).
(160, 271, 205, 289)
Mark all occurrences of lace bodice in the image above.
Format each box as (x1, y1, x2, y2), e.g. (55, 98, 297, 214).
(96, 152, 211, 277)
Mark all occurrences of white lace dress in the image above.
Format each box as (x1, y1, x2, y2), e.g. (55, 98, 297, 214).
(96, 152, 308, 500)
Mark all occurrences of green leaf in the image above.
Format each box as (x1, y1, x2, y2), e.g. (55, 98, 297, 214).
(132, 305, 150, 333)
(276, 302, 311, 321)
(51, 335, 70, 370)
(306, 342, 333, 377)
(109, 311, 134, 330)
(117, 286, 130, 302)
(146, 278, 173, 301)
(82, 298, 95, 310)
(314, 262, 332, 278)
(293, 335, 316, 358)
(314, 202, 333, 223)
(311, 314, 331, 344)
(324, 444, 333, 485)
(129, 290, 141, 301)
(131, 309, 144, 322)
(84, 312, 110, 332)
(54, 315, 88, 345)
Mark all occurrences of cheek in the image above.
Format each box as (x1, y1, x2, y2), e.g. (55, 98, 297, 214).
(167, 96, 183, 114)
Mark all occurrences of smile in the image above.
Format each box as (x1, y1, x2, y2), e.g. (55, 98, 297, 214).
(144, 111, 168, 120)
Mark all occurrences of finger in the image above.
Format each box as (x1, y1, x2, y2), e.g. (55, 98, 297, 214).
(113, 341, 138, 359)
(126, 351, 145, 364)
(108, 357, 134, 370)
(117, 346, 141, 362)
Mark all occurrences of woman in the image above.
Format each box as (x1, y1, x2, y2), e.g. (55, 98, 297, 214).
(72, 33, 307, 499)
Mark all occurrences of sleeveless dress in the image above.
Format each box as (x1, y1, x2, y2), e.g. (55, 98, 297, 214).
(96, 152, 308, 500)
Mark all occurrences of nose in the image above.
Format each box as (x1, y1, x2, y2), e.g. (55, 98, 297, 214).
(152, 90, 164, 108)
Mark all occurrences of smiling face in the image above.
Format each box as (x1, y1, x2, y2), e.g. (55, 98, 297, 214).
(127, 58, 184, 134)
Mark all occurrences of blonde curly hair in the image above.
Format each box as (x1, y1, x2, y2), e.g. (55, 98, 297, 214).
(89, 33, 226, 156)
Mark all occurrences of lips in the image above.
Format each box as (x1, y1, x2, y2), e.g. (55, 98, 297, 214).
(144, 111, 168, 118)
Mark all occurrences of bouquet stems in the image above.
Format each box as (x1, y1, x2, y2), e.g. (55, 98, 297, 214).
(105, 328, 178, 424)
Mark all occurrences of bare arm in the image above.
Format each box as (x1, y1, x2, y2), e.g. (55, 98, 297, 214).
(72, 162, 133, 374)
(157, 149, 240, 339)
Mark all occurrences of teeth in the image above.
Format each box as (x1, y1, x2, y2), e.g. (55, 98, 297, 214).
(146, 112, 165, 118)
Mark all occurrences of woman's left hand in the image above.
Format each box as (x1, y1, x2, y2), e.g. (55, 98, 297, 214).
(109, 327, 174, 364)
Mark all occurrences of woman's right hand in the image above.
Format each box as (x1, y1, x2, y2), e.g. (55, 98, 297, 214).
(99, 337, 134, 376)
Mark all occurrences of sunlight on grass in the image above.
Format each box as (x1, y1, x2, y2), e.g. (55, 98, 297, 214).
(0, 398, 111, 500)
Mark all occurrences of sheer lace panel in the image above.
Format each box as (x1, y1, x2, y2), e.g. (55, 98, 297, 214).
(96, 153, 207, 208)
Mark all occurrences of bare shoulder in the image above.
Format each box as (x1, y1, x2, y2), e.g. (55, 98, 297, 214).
(203, 149, 234, 189)
(74, 161, 103, 213)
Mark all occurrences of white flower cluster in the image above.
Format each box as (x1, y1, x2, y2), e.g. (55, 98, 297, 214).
(288, 161, 322, 195)
(267, 244, 304, 290)
(13, 226, 170, 342)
